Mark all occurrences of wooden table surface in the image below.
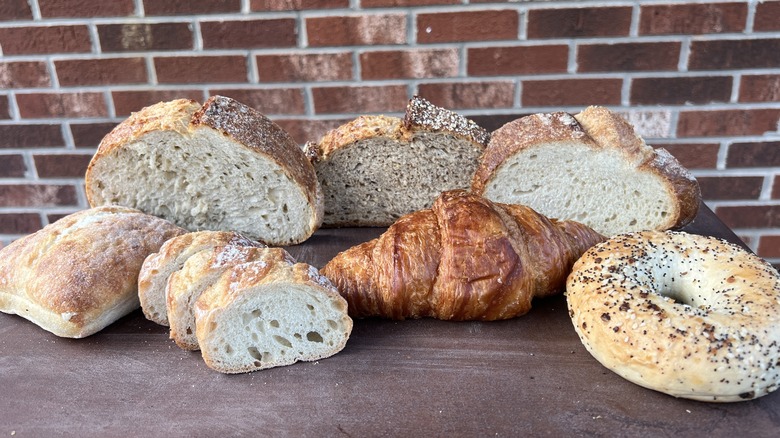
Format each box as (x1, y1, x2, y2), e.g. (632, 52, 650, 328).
(1, 204, 778, 437)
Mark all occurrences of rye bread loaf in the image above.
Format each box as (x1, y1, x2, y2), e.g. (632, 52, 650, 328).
(306, 95, 489, 227)
(471, 106, 700, 237)
(194, 248, 353, 373)
(138, 230, 265, 326)
(85, 96, 323, 245)
(0, 207, 184, 338)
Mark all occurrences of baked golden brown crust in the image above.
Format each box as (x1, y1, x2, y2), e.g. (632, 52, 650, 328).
(321, 190, 604, 321)
(308, 115, 407, 161)
(0, 207, 185, 338)
(566, 230, 780, 402)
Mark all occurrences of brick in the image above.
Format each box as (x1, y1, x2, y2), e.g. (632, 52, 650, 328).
(417, 10, 518, 43)
(528, 7, 631, 39)
(112, 90, 204, 116)
(468, 45, 568, 76)
(757, 235, 780, 258)
(257, 52, 353, 82)
(0, 95, 8, 119)
(312, 85, 407, 114)
(55, 58, 147, 86)
(0, 125, 64, 149)
(522, 78, 622, 107)
(754, 1, 780, 31)
(307, 14, 407, 47)
(201, 19, 296, 49)
(577, 42, 681, 72)
(677, 109, 780, 137)
(639, 3, 746, 35)
(98, 23, 193, 52)
(417, 81, 515, 109)
(0, 214, 42, 235)
(0, 62, 51, 89)
(470, 114, 529, 132)
(0, 184, 78, 207)
(630, 76, 732, 105)
(17, 93, 108, 119)
(33, 154, 93, 178)
(70, 123, 117, 148)
(143, 0, 240, 15)
(208, 88, 306, 115)
(775, 176, 780, 199)
(0, 155, 26, 178)
(39, 0, 135, 17)
(363, 0, 456, 6)
(655, 143, 719, 169)
(0, 26, 92, 55)
(251, 0, 348, 10)
(689, 39, 780, 70)
(0, 0, 32, 20)
(154, 56, 248, 84)
(726, 141, 780, 168)
(714, 205, 780, 229)
(360, 49, 459, 80)
(739, 75, 780, 103)
(275, 118, 351, 145)
(697, 176, 763, 200)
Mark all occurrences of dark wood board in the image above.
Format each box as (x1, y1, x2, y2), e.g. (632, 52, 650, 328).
(1, 204, 778, 437)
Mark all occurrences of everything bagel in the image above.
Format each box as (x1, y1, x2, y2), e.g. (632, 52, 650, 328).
(566, 230, 780, 402)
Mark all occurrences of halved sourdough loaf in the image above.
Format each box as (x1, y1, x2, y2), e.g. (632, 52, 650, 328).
(166, 244, 270, 351)
(306, 95, 490, 226)
(194, 248, 353, 373)
(138, 230, 264, 326)
(0, 207, 184, 338)
(471, 106, 700, 237)
(85, 96, 323, 245)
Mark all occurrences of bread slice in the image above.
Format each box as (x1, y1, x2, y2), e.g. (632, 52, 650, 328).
(0, 207, 184, 338)
(85, 95, 323, 245)
(195, 248, 352, 373)
(138, 230, 264, 326)
(306, 95, 489, 226)
(166, 244, 270, 351)
(471, 106, 700, 237)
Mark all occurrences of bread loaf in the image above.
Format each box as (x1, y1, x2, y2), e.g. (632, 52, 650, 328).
(194, 248, 353, 373)
(321, 190, 604, 321)
(0, 207, 184, 338)
(138, 230, 265, 326)
(85, 95, 323, 245)
(306, 95, 489, 227)
(166, 244, 270, 350)
(471, 106, 700, 237)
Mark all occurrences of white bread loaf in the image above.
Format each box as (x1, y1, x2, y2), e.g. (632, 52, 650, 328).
(85, 96, 323, 246)
(166, 244, 270, 351)
(471, 106, 700, 237)
(306, 95, 489, 227)
(0, 207, 184, 338)
(138, 230, 265, 326)
(194, 248, 352, 373)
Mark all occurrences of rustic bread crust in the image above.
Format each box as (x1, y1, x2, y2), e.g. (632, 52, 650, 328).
(0, 207, 185, 338)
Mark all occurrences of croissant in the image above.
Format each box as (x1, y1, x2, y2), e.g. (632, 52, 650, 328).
(321, 190, 605, 321)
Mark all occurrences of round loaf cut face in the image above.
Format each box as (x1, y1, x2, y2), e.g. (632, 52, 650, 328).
(85, 97, 323, 246)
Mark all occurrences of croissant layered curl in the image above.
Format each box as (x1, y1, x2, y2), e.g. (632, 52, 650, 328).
(322, 190, 604, 321)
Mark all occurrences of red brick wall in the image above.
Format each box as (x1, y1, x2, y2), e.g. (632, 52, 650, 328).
(0, 0, 778, 267)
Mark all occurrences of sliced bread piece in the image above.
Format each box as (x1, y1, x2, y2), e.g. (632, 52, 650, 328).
(195, 248, 352, 373)
(306, 95, 489, 227)
(0, 206, 184, 338)
(166, 244, 271, 351)
(85, 96, 323, 245)
(471, 106, 700, 237)
(138, 230, 264, 326)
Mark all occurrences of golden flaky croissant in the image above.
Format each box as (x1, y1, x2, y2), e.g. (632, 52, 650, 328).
(321, 190, 605, 321)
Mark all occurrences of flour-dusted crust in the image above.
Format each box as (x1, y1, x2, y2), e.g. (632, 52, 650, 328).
(566, 230, 780, 402)
(0, 207, 185, 338)
(138, 230, 265, 326)
(308, 115, 407, 162)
